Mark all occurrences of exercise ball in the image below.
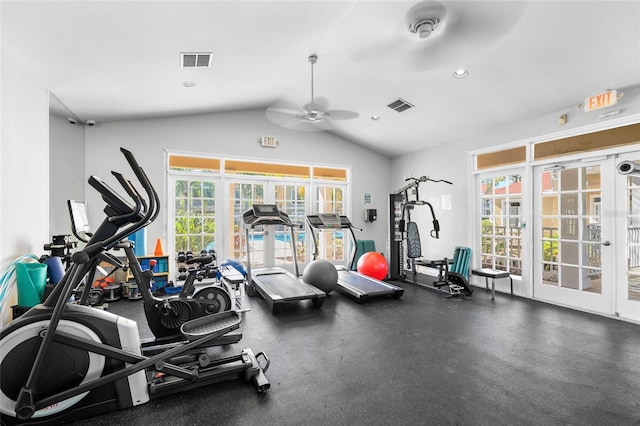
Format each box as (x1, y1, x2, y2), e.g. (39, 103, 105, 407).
(357, 252, 388, 281)
(303, 260, 338, 293)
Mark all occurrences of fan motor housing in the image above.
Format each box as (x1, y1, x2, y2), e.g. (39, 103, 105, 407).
(406, 0, 446, 38)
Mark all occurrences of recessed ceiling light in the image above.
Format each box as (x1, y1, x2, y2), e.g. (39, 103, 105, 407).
(183, 81, 196, 87)
(371, 115, 380, 121)
(453, 69, 468, 79)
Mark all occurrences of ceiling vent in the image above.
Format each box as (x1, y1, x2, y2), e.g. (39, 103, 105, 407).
(181, 52, 212, 68)
(387, 98, 414, 112)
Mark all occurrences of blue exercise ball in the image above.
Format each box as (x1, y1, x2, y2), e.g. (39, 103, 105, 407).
(303, 260, 338, 293)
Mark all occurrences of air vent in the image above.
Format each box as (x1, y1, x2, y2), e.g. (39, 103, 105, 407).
(387, 98, 414, 112)
(181, 52, 212, 68)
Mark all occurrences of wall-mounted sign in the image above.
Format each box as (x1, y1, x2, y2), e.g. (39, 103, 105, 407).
(261, 136, 278, 147)
(583, 90, 619, 112)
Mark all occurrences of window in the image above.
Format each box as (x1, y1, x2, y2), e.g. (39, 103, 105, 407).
(174, 179, 216, 253)
(168, 153, 349, 264)
(480, 174, 523, 276)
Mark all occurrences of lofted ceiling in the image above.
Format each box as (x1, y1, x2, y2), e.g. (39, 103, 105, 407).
(2, 1, 639, 158)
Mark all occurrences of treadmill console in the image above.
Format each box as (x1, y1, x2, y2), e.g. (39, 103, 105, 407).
(318, 213, 342, 228)
(307, 214, 353, 229)
(243, 204, 293, 227)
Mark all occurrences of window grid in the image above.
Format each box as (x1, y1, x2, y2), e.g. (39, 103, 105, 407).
(229, 183, 264, 261)
(540, 166, 602, 292)
(275, 184, 307, 263)
(480, 175, 523, 276)
(174, 179, 216, 253)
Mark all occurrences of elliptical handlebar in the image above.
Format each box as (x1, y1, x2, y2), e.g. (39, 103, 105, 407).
(72, 148, 158, 264)
(110, 171, 143, 221)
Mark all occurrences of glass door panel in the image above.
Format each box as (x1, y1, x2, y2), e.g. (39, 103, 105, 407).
(534, 160, 613, 313)
(615, 152, 640, 321)
(314, 186, 347, 264)
(172, 177, 218, 254)
(228, 181, 265, 265)
(274, 183, 307, 267)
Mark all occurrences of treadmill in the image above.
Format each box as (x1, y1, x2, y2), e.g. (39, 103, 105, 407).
(306, 213, 404, 303)
(243, 204, 326, 314)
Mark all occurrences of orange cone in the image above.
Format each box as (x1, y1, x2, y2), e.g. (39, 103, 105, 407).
(154, 238, 165, 256)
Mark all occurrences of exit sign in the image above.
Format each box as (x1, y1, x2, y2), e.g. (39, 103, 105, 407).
(261, 136, 278, 147)
(583, 90, 618, 112)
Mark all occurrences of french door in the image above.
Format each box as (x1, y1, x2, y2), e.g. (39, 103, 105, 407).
(226, 179, 308, 271)
(533, 158, 615, 314)
(615, 152, 640, 321)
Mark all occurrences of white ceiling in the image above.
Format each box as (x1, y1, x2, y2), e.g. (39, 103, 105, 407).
(2, 1, 639, 157)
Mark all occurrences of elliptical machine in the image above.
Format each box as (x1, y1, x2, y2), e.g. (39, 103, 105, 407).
(0, 148, 269, 425)
(67, 200, 232, 340)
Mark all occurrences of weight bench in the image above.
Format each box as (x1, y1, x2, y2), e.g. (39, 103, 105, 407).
(471, 268, 512, 300)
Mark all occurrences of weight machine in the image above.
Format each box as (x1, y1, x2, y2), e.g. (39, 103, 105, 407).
(388, 176, 473, 297)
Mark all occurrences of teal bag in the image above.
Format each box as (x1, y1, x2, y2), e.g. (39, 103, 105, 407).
(15, 262, 47, 308)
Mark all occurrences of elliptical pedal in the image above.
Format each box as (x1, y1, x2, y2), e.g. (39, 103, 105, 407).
(180, 310, 241, 341)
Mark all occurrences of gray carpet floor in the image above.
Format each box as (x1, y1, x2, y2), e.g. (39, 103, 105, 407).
(72, 281, 640, 426)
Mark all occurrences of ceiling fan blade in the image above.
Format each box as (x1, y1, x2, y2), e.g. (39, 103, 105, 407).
(349, 1, 529, 70)
(265, 106, 303, 126)
(281, 117, 333, 132)
(267, 105, 302, 115)
(325, 109, 359, 120)
(409, 1, 529, 69)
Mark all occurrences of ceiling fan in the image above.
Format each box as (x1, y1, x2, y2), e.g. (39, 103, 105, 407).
(351, 0, 529, 70)
(265, 54, 359, 132)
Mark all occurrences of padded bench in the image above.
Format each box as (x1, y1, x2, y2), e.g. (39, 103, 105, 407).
(471, 268, 512, 300)
(415, 258, 453, 285)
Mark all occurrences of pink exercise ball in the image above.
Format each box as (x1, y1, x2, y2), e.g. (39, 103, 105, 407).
(357, 252, 388, 280)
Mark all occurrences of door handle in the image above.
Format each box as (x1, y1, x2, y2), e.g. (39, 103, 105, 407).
(600, 240, 611, 246)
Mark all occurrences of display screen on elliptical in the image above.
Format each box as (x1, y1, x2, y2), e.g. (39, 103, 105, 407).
(68, 200, 91, 233)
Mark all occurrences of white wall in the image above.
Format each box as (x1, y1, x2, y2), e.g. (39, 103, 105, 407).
(49, 113, 85, 235)
(1, 50, 49, 323)
(83, 109, 392, 257)
(390, 137, 478, 260)
(391, 87, 640, 260)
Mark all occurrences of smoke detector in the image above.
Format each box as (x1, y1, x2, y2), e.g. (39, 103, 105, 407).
(406, 1, 447, 39)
